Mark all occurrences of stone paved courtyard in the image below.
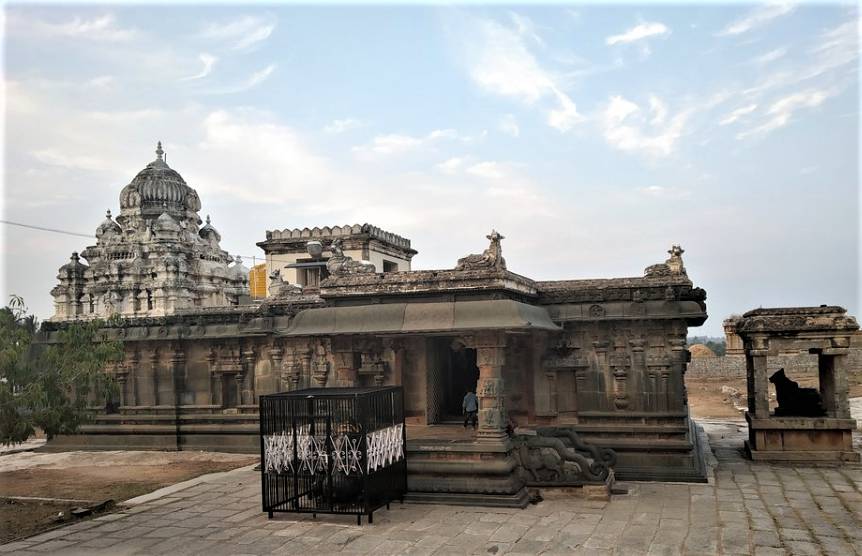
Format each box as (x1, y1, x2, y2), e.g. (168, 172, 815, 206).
(2, 422, 861, 556)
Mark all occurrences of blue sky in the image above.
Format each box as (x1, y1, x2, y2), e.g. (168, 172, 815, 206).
(1, 3, 859, 336)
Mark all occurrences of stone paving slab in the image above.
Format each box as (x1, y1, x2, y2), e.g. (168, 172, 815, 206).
(2, 422, 861, 555)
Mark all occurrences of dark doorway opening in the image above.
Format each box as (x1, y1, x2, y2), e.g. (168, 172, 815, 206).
(427, 338, 480, 424)
(443, 343, 479, 421)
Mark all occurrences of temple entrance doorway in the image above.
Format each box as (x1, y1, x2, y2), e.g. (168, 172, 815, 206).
(427, 338, 479, 424)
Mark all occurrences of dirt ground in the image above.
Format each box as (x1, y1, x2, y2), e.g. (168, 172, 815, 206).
(685, 373, 862, 420)
(0, 451, 256, 543)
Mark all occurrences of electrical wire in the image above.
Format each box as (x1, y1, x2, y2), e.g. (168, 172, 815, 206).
(0, 218, 311, 266)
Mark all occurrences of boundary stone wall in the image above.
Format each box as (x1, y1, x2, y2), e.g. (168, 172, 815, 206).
(687, 349, 862, 379)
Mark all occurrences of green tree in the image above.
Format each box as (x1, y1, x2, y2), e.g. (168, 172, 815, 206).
(0, 296, 123, 444)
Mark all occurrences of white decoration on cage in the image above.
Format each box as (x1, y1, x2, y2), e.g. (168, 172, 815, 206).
(366, 424, 404, 473)
(331, 434, 363, 475)
(263, 431, 294, 474)
(296, 433, 328, 474)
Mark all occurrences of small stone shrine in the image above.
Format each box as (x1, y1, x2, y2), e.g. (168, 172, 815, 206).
(734, 306, 860, 463)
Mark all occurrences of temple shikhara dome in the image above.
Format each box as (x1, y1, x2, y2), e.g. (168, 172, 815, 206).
(50, 142, 249, 320)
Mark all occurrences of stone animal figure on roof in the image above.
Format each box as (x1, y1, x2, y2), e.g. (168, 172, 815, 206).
(644, 244, 687, 277)
(268, 269, 302, 297)
(769, 368, 827, 417)
(455, 230, 507, 271)
(326, 239, 376, 275)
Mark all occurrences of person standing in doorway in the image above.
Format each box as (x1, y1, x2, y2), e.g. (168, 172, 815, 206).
(463, 389, 478, 430)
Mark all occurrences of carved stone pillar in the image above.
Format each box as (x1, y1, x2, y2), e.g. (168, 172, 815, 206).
(207, 346, 219, 406)
(332, 337, 356, 387)
(115, 364, 128, 408)
(269, 342, 284, 392)
(609, 337, 631, 410)
(300, 347, 313, 389)
(170, 344, 186, 406)
(629, 338, 646, 411)
(127, 348, 139, 406)
(150, 347, 160, 406)
(474, 333, 507, 442)
(241, 346, 256, 405)
(592, 340, 609, 411)
(820, 343, 851, 419)
(668, 335, 688, 411)
(312, 340, 330, 387)
(745, 336, 770, 419)
(383, 338, 404, 387)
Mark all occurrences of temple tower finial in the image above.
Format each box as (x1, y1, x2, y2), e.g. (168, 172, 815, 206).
(156, 141, 164, 160)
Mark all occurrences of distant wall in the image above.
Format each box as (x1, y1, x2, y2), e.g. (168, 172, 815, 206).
(687, 349, 862, 379)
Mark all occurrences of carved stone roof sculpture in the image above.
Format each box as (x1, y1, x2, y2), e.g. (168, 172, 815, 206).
(455, 230, 507, 272)
(50, 142, 249, 321)
(326, 238, 376, 275)
(644, 244, 687, 277)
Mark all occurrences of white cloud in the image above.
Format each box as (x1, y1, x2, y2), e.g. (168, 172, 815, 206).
(30, 149, 113, 172)
(606, 22, 669, 45)
(601, 95, 690, 157)
(750, 47, 787, 65)
(356, 134, 423, 156)
(499, 114, 520, 137)
(719, 104, 758, 126)
(207, 64, 276, 95)
(87, 75, 115, 89)
(199, 15, 276, 51)
(324, 118, 365, 134)
(466, 161, 507, 180)
(737, 89, 833, 139)
(353, 129, 460, 157)
(182, 53, 218, 81)
(717, 4, 794, 37)
(436, 157, 465, 174)
(638, 186, 691, 200)
(461, 16, 582, 132)
(547, 91, 581, 132)
(10, 13, 137, 41)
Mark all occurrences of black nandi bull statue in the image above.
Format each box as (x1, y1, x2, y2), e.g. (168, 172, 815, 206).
(769, 368, 827, 417)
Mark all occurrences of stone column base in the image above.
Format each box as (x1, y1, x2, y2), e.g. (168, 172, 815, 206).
(745, 412, 860, 463)
(405, 438, 529, 508)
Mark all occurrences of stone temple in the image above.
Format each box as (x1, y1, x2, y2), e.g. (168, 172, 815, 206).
(40, 144, 712, 505)
(50, 142, 250, 320)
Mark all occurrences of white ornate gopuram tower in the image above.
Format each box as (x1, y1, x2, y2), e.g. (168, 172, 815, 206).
(50, 142, 249, 320)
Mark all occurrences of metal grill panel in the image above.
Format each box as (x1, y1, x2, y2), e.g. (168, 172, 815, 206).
(259, 386, 407, 524)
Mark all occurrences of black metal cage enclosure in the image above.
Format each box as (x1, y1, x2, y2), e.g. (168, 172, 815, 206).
(259, 386, 407, 524)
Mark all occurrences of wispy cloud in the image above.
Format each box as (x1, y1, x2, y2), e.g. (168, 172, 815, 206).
(11, 13, 137, 41)
(737, 89, 834, 139)
(717, 4, 794, 37)
(750, 47, 787, 65)
(181, 53, 217, 81)
(606, 22, 669, 45)
(466, 161, 507, 179)
(353, 129, 459, 157)
(436, 157, 465, 174)
(460, 14, 582, 132)
(199, 15, 276, 51)
(499, 114, 520, 137)
(638, 185, 691, 200)
(719, 104, 758, 126)
(206, 64, 276, 95)
(601, 94, 690, 157)
(324, 118, 366, 134)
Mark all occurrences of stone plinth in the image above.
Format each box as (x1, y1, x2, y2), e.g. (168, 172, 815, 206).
(405, 438, 529, 508)
(745, 413, 859, 463)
